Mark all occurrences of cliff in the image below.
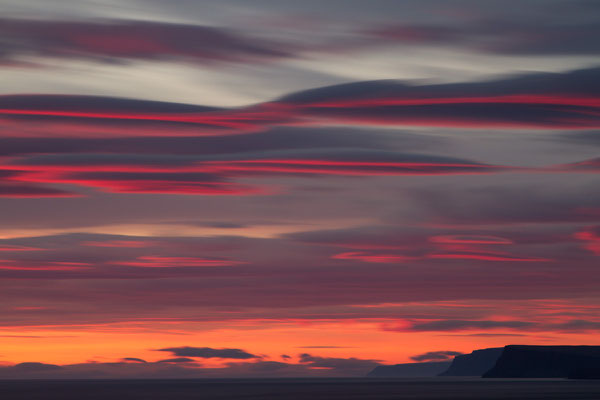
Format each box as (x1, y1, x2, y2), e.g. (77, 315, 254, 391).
(483, 345, 600, 378)
(438, 347, 504, 376)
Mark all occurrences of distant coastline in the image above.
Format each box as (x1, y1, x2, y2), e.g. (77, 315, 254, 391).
(367, 345, 600, 379)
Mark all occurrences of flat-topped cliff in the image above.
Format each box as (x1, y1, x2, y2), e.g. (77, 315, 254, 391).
(483, 345, 600, 378)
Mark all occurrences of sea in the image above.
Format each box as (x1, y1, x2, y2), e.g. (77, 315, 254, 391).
(1, 378, 599, 399)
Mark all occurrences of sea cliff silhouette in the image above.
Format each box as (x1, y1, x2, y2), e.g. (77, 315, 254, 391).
(367, 345, 600, 379)
(483, 345, 600, 378)
(438, 347, 504, 376)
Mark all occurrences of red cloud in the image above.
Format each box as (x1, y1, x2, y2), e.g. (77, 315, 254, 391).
(0, 152, 506, 196)
(428, 235, 513, 245)
(574, 228, 600, 255)
(331, 251, 415, 263)
(0, 262, 91, 271)
(113, 256, 243, 268)
(0, 245, 43, 251)
(426, 253, 552, 262)
(82, 240, 156, 248)
(2, 68, 600, 141)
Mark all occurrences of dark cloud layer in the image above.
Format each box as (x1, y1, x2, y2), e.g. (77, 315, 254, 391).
(369, 21, 600, 55)
(2, 67, 599, 141)
(2, 2, 600, 75)
(411, 182, 600, 225)
(406, 320, 535, 331)
(0, 149, 505, 196)
(0, 18, 290, 66)
(0, 183, 78, 197)
(0, 67, 598, 197)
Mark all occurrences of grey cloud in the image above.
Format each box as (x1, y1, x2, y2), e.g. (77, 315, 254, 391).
(0, 126, 434, 157)
(0, 18, 291, 66)
(410, 350, 463, 362)
(0, 183, 78, 197)
(157, 346, 259, 359)
(369, 21, 600, 55)
(122, 358, 147, 363)
(157, 357, 196, 363)
(557, 131, 600, 147)
(409, 178, 600, 225)
(553, 319, 600, 331)
(0, 94, 219, 113)
(405, 320, 535, 331)
(12, 362, 62, 371)
(280, 68, 600, 103)
(11, 148, 489, 167)
(298, 353, 380, 376)
(2, 68, 599, 142)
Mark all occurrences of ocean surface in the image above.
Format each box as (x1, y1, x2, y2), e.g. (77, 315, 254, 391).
(1, 378, 599, 399)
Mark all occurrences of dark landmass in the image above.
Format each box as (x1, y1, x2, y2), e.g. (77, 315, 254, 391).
(371, 345, 600, 379)
(1, 378, 600, 400)
(367, 361, 451, 377)
(569, 367, 600, 380)
(483, 345, 600, 378)
(438, 347, 504, 377)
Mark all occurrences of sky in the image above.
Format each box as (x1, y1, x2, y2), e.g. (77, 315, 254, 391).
(0, 0, 599, 379)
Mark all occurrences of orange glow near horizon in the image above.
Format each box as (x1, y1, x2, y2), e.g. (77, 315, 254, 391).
(2, 299, 600, 367)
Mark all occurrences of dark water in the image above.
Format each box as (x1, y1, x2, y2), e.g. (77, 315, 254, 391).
(1, 378, 600, 399)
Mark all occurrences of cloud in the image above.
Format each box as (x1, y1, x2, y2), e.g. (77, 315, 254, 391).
(410, 182, 600, 225)
(441, 333, 528, 337)
(279, 67, 600, 129)
(553, 319, 600, 331)
(0, 183, 78, 198)
(156, 358, 196, 363)
(396, 318, 600, 334)
(558, 157, 600, 172)
(402, 319, 535, 332)
(574, 226, 600, 255)
(1, 149, 506, 196)
(0, 94, 251, 137)
(0, 225, 596, 326)
(82, 240, 155, 248)
(557, 131, 600, 147)
(0, 353, 381, 378)
(298, 353, 380, 376)
(368, 20, 600, 55)
(410, 350, 463, 362)
(113, 256, 242, 268)
(0, 18, 291, 66)
(0, 126, 420, 156)
(156, 346, 259, 359)
(0, 245, 43, 251)
(12, 362, 62, 372)
(292, 225, 557, 265)
(121, 358, 147, 363)
(2, 67, 599, 142)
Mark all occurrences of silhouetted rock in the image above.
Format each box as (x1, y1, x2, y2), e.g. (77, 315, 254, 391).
(483, 345, 600, 378)
(438, 347, 504, 376)
(367, 361, 451, 377)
